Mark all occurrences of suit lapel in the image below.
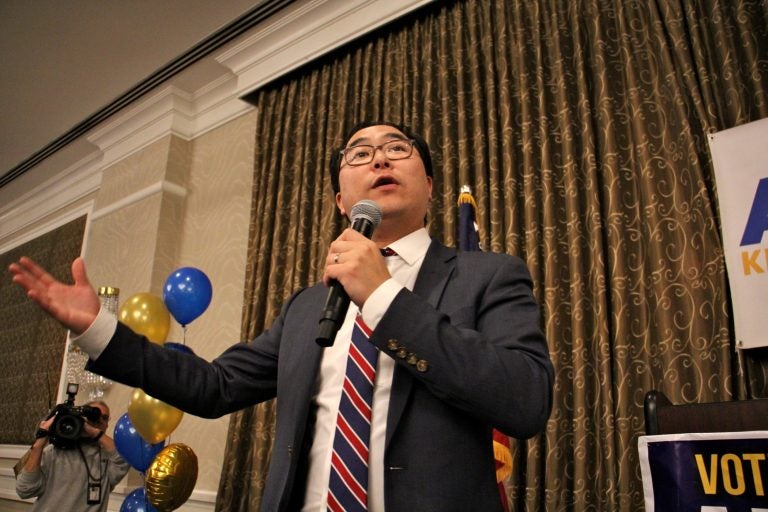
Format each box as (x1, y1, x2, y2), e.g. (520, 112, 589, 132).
(385, 240, 456, 448)
(412, 241, 456, 308)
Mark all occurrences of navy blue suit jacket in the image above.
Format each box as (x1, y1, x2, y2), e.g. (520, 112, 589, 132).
(89, 240, 553, 511)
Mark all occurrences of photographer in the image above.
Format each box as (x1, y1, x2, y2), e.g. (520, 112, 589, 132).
(15, 399, 130, 511)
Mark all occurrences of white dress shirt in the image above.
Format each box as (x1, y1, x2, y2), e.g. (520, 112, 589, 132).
(301, 227, 430, 511)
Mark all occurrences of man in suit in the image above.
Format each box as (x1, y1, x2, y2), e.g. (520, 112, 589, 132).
(10, 121, 554, 511)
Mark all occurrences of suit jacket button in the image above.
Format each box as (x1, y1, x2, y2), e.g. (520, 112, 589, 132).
(416, 359, 429, 372)
(396, 347, 408, 359)
(387, 339, 399, 351)
(406, 353, 417, 365)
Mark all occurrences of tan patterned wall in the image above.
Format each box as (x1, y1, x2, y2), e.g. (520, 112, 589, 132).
(0, 109, 257, 507)
(163, 112, 257, 490)
(85, 110, 257, 498)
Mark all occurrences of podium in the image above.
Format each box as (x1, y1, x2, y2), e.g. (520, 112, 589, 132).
(639, 391, 768, 511)
(644, 390, 768, 435)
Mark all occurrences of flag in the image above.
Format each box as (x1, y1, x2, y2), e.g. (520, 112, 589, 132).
(458, 185, 481, 252)
(457, 185, 513, 509)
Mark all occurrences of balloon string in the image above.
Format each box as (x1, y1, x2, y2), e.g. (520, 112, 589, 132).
(182, 326, 187, 345)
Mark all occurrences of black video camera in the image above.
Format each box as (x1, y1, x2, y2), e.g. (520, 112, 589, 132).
(46, 383, 102, 449)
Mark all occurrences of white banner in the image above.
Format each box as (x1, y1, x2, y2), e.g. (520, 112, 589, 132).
(708, 117, 768, 349)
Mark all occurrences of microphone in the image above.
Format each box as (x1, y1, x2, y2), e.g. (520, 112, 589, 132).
(316, 199, 383, 347)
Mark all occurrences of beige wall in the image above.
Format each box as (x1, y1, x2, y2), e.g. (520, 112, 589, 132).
(0, 109, 257, 510)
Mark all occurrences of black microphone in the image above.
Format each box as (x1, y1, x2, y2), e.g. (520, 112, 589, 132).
(316, 199, 383, 347)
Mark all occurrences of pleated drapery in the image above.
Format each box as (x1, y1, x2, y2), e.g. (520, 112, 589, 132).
(216, 1, 768, 510)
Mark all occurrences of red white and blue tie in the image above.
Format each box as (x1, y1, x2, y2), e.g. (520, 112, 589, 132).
(327, 315, 378, 511)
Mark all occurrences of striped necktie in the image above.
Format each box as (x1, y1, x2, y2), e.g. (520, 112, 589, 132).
(327, 314, 378, 511)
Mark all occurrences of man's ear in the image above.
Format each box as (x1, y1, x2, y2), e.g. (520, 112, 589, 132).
(335, 192, 347, 217)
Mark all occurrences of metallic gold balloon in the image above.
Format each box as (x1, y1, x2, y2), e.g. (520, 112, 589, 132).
(119, 292, 171, 343)
(128, 389, 184, 444)
(145, 443, 198, 511)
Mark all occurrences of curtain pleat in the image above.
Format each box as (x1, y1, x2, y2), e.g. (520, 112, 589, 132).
(216, 0, 768, 510)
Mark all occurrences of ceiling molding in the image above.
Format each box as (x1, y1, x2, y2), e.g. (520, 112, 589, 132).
(88, 0, 434, 172)
(0, 0, 293, 189)
(86, 85, 199, 170)
(0, 199, 95, 255)
(0, 0, 434, 241)
(0, 151, 101, 242)
(220, 0, 434, 97)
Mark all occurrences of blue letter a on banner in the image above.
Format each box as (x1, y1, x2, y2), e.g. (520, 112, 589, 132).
(740, 177, 768, 246)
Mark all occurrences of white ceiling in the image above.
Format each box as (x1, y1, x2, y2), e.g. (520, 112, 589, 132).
(0, 0, 271, 187)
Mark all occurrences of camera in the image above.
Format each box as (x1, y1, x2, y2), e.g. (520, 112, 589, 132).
(46, 383, 102, 449)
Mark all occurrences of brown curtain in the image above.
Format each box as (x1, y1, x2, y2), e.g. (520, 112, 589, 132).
(0, 215, 87, 444)
(216, 0, 768, 510)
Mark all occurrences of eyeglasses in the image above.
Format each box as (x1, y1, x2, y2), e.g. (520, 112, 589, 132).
(340, 139, 416, 166)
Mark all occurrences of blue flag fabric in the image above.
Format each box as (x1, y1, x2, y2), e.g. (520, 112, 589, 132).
(457, 186, 512, 508)
(458, 186, 481, 252)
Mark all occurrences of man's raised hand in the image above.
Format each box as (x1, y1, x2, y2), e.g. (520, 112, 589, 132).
(9, 256, 100, 335)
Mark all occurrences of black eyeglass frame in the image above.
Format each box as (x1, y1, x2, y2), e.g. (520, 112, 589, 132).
(339, 138, 417, 167)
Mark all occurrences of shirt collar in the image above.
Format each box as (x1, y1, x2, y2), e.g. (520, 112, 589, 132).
(385, 227, 431, 266)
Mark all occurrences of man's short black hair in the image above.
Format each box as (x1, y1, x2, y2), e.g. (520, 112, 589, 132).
(329, 121, 433, 194)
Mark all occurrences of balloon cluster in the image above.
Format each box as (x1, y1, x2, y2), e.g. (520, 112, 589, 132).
(114, 267, 211, 511)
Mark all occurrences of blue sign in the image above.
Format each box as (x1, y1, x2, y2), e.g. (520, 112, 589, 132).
(640, 432, 768, 511)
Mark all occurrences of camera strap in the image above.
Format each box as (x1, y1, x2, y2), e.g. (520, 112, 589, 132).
(77, 443, 105, 505)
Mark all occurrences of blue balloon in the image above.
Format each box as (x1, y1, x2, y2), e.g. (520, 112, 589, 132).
(164, 341, 195, 355)
(114, 413, 165, 472)
(120, 487, 158, 512)
(163, 267, 213, 327)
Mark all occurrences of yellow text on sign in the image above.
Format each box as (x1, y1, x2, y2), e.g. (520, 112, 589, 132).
(742, 249, 768, 275)
(695, 453, 766, 496)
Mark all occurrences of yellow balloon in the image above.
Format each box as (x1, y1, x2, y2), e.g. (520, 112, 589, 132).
(128, 389, 183, 444)
(146, 443, 198, 511)
(119, 292, 170, 343)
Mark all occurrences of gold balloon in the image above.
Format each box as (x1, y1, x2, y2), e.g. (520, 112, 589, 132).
(146, 443, 198, 511)
(118, 292, 170, 343)
(128, 389, 183, 444)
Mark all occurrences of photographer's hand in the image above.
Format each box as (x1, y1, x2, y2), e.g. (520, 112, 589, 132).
(9, 257, 100, 335)
(23, 418, 54, 473)
(81, 421, 104, 440)
(83, 421, 116, 451)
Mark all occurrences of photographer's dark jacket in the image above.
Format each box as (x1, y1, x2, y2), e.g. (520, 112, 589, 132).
(16, 442, 129, 512)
